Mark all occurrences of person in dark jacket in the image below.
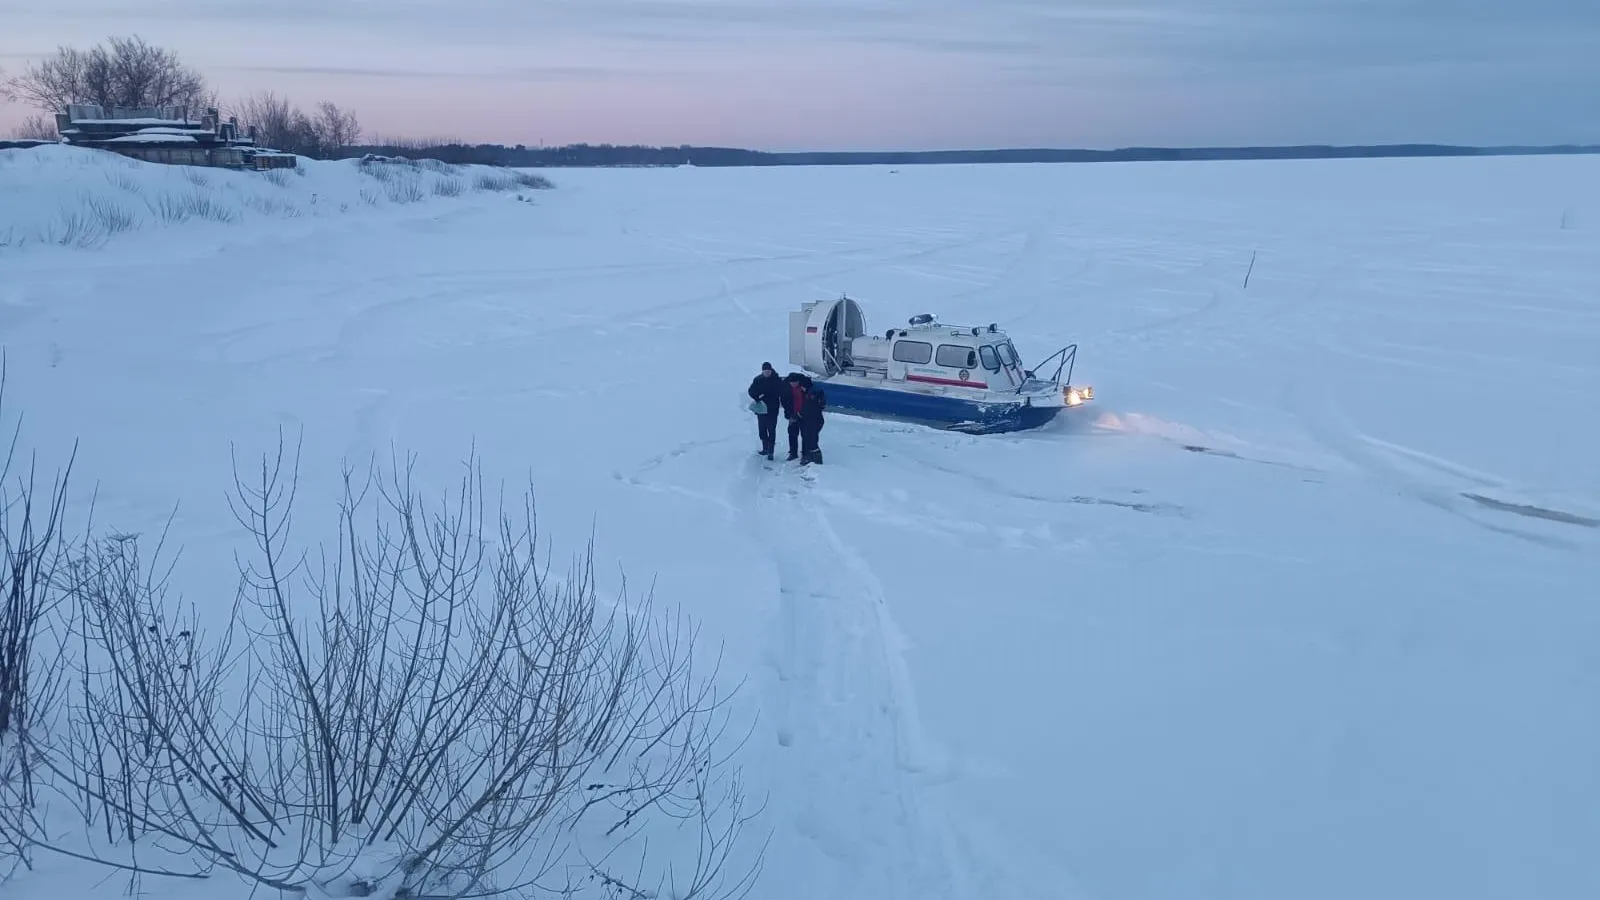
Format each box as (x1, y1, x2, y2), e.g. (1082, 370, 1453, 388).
(780, 372, 827, 464)
(798, 376, 827, 464)
(779, 372, 805, 461)
(747, 362, 784, 459)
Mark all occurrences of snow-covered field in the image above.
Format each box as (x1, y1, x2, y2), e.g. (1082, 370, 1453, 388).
(3, 145, 1599, 900)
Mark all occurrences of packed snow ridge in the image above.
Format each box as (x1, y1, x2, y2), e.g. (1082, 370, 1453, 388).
(0, 143, 553, 252)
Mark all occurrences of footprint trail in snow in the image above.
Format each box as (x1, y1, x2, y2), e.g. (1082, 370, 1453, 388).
(738, 458, 975, 900)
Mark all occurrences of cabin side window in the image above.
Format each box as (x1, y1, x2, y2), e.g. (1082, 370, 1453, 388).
(892, 340, 932, 364)
(996, 342, 1017, 366)
(979, 345, 1000, 371)
(935, 344, 977, 369)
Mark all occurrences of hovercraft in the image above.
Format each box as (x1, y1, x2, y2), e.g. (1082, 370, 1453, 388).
(786, 295, 1093, 434)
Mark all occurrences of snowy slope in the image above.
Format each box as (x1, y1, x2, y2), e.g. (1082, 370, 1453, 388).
(3, 149, 1600, 900)
(0, 143, 550, 254)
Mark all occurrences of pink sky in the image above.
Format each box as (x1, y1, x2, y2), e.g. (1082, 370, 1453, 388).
(3, 1, 1597, 150)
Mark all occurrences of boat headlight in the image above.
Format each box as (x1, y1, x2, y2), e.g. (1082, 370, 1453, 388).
(1081, 385, 1093, 400)
(1065, 388, 1083, 406)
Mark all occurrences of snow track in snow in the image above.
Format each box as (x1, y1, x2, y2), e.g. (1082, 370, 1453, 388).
(733, 458, 976, 900)
(1283, 372, 1600, 551)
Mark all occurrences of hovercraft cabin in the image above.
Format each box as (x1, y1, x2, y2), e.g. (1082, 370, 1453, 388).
(51, 103, 296, 170)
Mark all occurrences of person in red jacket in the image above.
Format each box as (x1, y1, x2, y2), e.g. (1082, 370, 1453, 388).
(779, 372, 827, 464)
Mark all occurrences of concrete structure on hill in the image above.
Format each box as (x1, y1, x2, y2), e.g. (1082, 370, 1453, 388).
(51, 104, 297, 170)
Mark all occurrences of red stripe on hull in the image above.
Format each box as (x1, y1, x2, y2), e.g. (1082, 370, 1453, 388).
(907, 373, 988, 389)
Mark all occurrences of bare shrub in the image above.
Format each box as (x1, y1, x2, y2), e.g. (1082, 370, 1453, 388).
(431, 177, 464, 197)
(38, 438, 762, 899)
(9, 115, 57, 141)
(190, 195, 235, 223)
(243, 195, 300, 218)
(0, 356, 77, 878)
(473, 172, 513, 192)
(472, 171, 552, 193)
(360, 163, 398, 183)
(260, 169, 290, 188)
(514, 171, 553, 190)
(148, 194, 190, 224)
(359, 189, 380, 206)
(181, 168, 209, 188)
(385, 176, 426, 204)
(148, 192, 236, 224)
(44, 210, 105, 249)
(103, 169, 139, 192)
(84, 196, 136, 236)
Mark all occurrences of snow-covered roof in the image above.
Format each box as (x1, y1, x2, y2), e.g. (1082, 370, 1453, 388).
(104, 133, 199, 144)
(70, 117, 196, 126)
(136, 126, 214, 136)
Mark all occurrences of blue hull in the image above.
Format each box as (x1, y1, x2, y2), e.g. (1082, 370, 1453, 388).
(820, 380, 1064, 434)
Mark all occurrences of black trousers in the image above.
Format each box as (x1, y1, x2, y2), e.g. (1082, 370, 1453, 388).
(756, 411, 778, 452)
(786, 418, 802, 456)
(800, 419, 823, 461)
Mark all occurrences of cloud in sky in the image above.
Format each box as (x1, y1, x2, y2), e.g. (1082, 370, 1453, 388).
(2, 0, 1597, 149)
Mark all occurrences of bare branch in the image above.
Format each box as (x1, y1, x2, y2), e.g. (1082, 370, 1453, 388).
(0, 351, 81, 879)
(29, 434, 763, 899)
(1, 35, 207, 113)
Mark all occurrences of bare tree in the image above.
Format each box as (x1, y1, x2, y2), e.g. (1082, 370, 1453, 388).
(230, 91, 323, 156)
(313, 102, 361, 157)
(1, 36, 207, 114)
(37, 434, 765, 899)
(229, 91, 290, 148)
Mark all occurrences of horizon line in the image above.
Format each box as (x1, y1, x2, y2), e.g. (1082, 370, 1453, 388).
(343, 137, 1600, 153)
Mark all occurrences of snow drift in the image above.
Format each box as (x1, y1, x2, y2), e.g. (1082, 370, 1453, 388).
(0, 143, 552, 252)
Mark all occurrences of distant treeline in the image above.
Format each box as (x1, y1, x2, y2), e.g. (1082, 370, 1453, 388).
(336, 141, 1600, 169)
